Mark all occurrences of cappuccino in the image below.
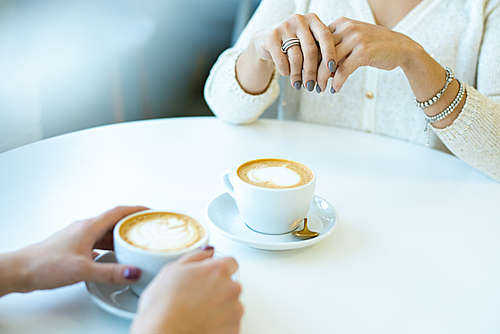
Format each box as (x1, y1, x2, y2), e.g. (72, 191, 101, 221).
(119, 212, 205, 252)
(237, 158, 313, 189)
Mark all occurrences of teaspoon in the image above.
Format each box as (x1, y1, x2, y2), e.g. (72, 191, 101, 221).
(292, 218, 319, 239)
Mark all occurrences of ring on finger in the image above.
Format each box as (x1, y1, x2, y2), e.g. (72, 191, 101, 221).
(281, 38, 301, 54)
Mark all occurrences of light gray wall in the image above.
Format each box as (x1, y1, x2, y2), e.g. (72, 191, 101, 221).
(1, 0, 253, 151)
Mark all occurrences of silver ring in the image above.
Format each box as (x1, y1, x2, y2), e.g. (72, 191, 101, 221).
(281, 38, 300, 54)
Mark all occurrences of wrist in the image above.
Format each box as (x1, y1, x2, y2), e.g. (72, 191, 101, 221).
(0, 250, 33, 296)
(130, 317, 176, 334)
(399, 38, 448, 105)
(237, 47, 274, 76)
(399, 36, 426, 73)
(236, 33, 275, 95)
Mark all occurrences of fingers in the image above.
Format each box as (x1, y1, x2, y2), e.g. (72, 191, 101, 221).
(290, 15, 319, 91)
(310, 16, 337, 92)
(211, 257, 239, 276)
(177, 246, 216, 264)
(273, 19, 304, 88)
(88, 206, 150, 238)
(316, 57, 333, 92)
(285, 40, 304, 90)
(332, 32, 342, 46)
(327, 17, 362, 93)
(179, 248, 238, 277)
(86, 262, 141, 285)
(331, 56, 360, 93)
(96, 206, 150, 227)
(267, 13, 338, 91)
(265, 29, 291, 77)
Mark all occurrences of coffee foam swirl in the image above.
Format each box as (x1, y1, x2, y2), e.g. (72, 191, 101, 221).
(237, 158, 314, 189)
(120, 213, 204, 251)
(248, 164, 300, 187)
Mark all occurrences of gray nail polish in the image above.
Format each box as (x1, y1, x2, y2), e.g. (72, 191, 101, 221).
(294, 81, 301, 90)
(306, 80, 315, 92)
(328, 60, 337, 72)
(330, 87, 336, 94)
(316, 85, 321, 93)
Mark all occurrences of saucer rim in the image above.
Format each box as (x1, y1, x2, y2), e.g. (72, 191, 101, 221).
(205, 193, 339, 250)
(85, 251, 137, 320)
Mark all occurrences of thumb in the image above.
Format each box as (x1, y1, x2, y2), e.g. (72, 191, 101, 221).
(177, 245, 215, 264)
(87, 262, 142, 285)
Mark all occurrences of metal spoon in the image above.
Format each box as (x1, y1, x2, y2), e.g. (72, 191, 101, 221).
(292, 218, 319, 239)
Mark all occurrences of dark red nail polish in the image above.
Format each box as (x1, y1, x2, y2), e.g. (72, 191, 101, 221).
(200, 245, 214, 251)
(123, 267, 141, 280)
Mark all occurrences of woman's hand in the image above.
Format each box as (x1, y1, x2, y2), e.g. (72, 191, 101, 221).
(237, 13, 337, 94)
(328, 17, 416, 93)
(327, 17, 463, 128)
(131, 248, 243, 334)
(0, 206, 148, 296)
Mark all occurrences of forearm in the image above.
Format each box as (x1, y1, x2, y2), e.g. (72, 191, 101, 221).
(433, 84, 500, 182)
(0, 250, 32, 297)
(400, 39, 465, 129)
(399, 38, 499, 181)
(236, 33, 276, 95)
(204, 47, 280, 125)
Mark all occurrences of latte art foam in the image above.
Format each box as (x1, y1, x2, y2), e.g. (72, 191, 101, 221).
(237, 158, 314, 189)
(248, 165, 301, 187)
(120, 213, 204, 251)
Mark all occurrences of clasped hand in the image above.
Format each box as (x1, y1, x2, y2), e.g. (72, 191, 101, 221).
(253, 14, 415, 93)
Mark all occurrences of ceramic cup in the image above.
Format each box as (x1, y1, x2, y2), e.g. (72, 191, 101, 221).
(221, 158, 316, 235)
(113, 210, 209, 296)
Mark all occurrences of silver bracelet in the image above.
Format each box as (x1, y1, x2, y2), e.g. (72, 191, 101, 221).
(423, 80, 465, 146)
(414, 67, 454, 109)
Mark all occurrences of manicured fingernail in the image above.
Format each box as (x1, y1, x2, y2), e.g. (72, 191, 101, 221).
(328, 60, 336, 72)
(200, 245, 214, 251)
(330, 87, 336, 94)
(123, 267, 141, 280)
(316, 85, 321, 93)
(294, 81, 301, 90)
(306, 80, 315, 92)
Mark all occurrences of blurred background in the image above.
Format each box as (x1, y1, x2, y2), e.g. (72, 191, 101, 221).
(0, 0, 261, 153)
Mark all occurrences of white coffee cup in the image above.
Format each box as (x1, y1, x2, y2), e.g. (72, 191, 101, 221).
(113, 210, 209, 296)
(221, 158, 316, 235)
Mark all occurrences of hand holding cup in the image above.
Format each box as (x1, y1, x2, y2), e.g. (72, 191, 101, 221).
(113, 210, 209, 296)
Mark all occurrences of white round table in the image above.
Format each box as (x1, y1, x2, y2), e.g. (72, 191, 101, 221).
(0, 117, 499, 334)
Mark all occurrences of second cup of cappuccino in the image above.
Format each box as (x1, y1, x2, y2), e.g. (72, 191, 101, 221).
(222, 158, 316, 234)
(113, 210, 209, 295)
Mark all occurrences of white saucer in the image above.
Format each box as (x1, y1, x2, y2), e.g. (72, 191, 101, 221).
(205, 193, 339, 251)
(86, 251, 238, 320)
(86, 251, 137, 320)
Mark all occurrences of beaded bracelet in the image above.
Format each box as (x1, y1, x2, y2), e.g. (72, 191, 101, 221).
(423, 80, 465, 146)
(414, 67, 454, 109)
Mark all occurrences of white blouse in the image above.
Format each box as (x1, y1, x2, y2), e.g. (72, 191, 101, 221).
(204, 0, 500, 182)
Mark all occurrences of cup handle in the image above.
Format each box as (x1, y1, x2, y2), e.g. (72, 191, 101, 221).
(221, 167, 236, 199)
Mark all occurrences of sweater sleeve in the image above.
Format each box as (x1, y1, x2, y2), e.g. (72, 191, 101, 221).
(433, 1, 500, 182)
(204, 0, 297, 124)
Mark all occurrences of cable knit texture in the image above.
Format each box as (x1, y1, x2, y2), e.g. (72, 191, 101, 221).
(204, 0, 500, 182)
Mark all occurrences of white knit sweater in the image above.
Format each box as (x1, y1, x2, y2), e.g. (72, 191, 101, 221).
(205, 0, 500, 182)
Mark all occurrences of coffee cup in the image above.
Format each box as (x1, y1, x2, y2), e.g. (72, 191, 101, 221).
(113, 210, 209, 296)
(221, 158, 316, 235)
